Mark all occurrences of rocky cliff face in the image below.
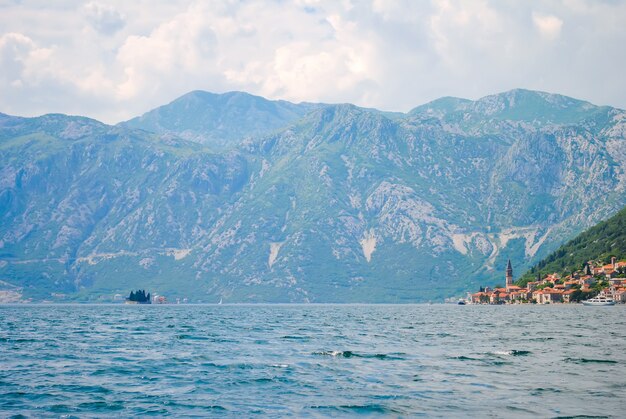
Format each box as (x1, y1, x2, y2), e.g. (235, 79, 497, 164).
(1, 89, 625, 302)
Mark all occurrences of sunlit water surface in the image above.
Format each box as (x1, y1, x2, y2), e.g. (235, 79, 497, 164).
(1, 304, 624, 417)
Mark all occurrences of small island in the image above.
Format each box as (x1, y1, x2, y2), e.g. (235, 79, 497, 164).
(125, 289, 151, 304)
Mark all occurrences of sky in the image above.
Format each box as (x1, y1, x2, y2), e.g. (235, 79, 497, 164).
(0, 0, 625, 124)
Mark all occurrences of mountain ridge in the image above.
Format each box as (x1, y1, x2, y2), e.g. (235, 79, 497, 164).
(1, 89, 625, 303)
(121, 90, 326, 150)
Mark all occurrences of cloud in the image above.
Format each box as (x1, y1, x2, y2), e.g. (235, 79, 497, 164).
(428, 0, 504, 66)
(0, 32, 60, 91)
(0, 0, 625, 123)
(115, 4, 219, 100)
(223, 10, 379, 106)
(84, 2, 126, 35)
(0, 31, 103, 119)
(0, 33, 36, 86)
(532, 13, 563, 40)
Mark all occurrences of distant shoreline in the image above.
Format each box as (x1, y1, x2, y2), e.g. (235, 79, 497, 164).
(1, 302, 623, 307)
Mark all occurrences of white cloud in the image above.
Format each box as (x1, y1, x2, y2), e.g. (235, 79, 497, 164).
(0, 0, 625, 123)
(0, 33, 36, 86)
(115, 4, 220, 100)
(84, 2, 126, 35)
(222, 11, 378, 106)
(532, 12, 563, 40)
(0, 32, 59, 96)
(429, 0, 504, 66)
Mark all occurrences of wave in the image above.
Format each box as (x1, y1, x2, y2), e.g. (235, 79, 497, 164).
(450, 355, 480, 361)
(309, 403, 403, 414)
(312, 350, 404, 360)
(492, 350, 532, 356)
(175, 334, 210, 341)
(450, 350, 531, 362)
(76, 401, 124, 412)
(564, 357, 617, 364)
(280, 335, 309, 340)
(2, 337, 38, 343)
(530, 387, 562, 396)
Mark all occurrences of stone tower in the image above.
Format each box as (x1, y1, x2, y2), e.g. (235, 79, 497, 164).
(506, 259, 513, 289)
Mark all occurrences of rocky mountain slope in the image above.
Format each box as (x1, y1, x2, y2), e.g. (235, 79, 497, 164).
(1, 89, 625, 302)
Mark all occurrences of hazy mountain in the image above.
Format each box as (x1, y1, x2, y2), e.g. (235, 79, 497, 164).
(0, 114, 248, 301)
(1, 89, 625, 302)
(410, 89, 612, 126)
(122, 90, 324, 149)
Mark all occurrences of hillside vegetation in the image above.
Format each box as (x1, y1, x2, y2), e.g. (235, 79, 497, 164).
(518, 206, 626, 286)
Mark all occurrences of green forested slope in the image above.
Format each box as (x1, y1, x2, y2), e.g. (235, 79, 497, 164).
(518, 206, 626, 285)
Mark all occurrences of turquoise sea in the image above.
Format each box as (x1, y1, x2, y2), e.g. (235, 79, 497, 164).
(1, 304, 625, 417)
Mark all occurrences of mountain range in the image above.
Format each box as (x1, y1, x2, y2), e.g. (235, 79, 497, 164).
(1, 88, 625, 303)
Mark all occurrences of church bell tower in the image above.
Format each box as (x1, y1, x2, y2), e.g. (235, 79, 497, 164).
(505, 259, 513, 290)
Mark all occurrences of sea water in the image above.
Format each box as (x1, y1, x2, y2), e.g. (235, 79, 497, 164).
(0, 304, 624, 417)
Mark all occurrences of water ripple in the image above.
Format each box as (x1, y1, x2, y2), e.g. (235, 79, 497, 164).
(0, 304, 624, 417)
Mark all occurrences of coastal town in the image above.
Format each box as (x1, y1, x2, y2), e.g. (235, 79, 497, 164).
(467, 258, 626, 304)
